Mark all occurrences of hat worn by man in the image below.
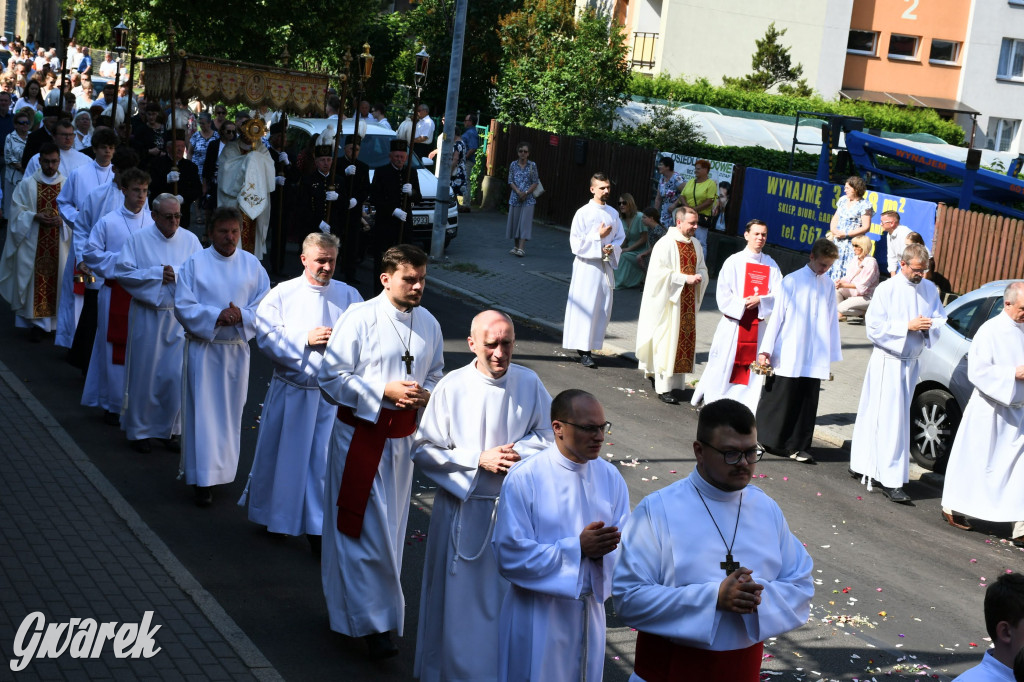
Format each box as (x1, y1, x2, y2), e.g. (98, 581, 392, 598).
(389, 139, 408, 152)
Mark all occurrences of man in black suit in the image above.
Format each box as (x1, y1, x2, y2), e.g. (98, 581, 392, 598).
(147, 135, 202, 229)
(336, 135, 371, 283)
(370, 139, 421, 293)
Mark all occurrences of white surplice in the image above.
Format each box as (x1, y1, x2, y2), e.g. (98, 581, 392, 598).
(758, 264, 842, 379)
(492, 445, 630, 682)
(217, 142, 275, 260)
(849, 274, 945, 489)
(174, 247, 270, 487)
(318, 293, 444, 637)
(636, 229, 709, 394)
(113, 224, 202, 440)
(692, 248, 780, 410)
(81, 206, 155, 414)
(562, 200, 625, 352)
(24, 147, 91, 182)
(55, 160, 113, 347)
(244, 276, 362, 536)
(612, 470, 814, 681)
(941, 311, 1024, 522)
(0, 170, 68, 331)
(412, 361, 553, 682)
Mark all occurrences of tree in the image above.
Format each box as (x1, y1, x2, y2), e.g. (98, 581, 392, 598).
(495, 0, 630, 136)
(722, 22, 813, 97)
(607, 104, 706, 150)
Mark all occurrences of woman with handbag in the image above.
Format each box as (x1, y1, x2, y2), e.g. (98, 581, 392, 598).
(680, 159, 717, 254)
(506, 142, 539, 257)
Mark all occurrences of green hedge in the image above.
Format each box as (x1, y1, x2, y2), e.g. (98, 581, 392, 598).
(630, 74, 966, 146)
(667, 141, 821, 175)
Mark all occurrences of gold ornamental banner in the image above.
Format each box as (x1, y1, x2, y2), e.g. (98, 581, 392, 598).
(140, 54, 329, 117)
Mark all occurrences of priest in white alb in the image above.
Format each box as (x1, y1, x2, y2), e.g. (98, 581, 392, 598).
(941, 281, 1024, 543)
(0, 144, 67, 338)
(492, 389, 630, 682)
(636, 206, 709, 404)
(81, 168, 154, 425)
(113, 194, 201, 453)
(562, 172, 625, 369)
(412, 310, 553, 682)
(216, 118, 276, 260)
(174, 206, 270, 506)
(613, 399, 814, 681)
(691, 219, 781, 412)
(241, 232, 362, 554)
(317, 244, 444, 660)
(756, 239, 842, 464)
(849, 244, 944, 504)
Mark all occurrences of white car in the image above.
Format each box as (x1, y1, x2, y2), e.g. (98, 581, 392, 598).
(284, 117, 458, 249)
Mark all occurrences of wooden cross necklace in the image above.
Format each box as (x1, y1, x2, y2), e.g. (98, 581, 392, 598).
(695, 486, 744, 575)
(385, 309, 415, 374)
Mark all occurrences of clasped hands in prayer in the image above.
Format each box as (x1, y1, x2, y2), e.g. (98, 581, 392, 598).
(718, 568, 763, 614)
(579, 521, 620, 560)
(907, 316, 932, 332)
(384, 380, 430, 410)
(161, 265, 175, 284)
(307, 325, 332, 347)
(479, 444, 520, 475)
(215, 302, 243, 327)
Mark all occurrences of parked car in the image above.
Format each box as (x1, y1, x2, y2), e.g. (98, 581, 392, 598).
(284, 117, 458, 249)
(910, 280, 1012, 471)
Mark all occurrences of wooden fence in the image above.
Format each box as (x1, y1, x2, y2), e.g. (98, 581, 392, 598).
(932, 203, 1024, 295)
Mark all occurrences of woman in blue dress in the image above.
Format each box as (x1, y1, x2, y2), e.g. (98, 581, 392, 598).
(827, 175, 873, 282)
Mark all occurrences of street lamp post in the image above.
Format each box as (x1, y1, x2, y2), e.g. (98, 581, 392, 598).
(342, 42, 373, 238)
(111, 20, 129, 139)
(399, 47, 429, 243)
(58, 12, 76, 115)
(324, 47, 352, 224)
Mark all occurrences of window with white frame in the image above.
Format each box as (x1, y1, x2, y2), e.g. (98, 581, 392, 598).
(929, 39, 960, 64)
(847, 30, 878, 56)
(985, 118, 1020, 152)
(998, 38, 1024, 79)
(888, 34, 919, 59)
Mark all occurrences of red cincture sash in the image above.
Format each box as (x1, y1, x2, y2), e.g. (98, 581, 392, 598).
(32, 181, 62, 319)
(634, 631, 764, 682)
(105, 280, 132, 365)
(673, 240, 698, 374)
(334, 405, 418, 538)
(729, 263, 771, 385)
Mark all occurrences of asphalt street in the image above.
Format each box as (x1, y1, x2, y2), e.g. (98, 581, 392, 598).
(1, 247, 1018, 681)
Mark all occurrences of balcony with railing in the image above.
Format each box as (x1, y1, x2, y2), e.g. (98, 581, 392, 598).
(630, 31, 658, 70)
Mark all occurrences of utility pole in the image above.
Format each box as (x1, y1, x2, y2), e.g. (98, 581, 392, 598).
(429, 0, 468, 260)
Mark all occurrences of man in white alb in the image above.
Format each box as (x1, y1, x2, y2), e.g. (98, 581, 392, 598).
(849, 244, 944, 504)
(412, 310, 553, 682)
(81, 168, 154, 426)
(636, 206, 708, 404)
(691, 219, 781, 412)
(756, 239, 842, 464)
(952, 573, 1024, 681)
(492, 389, 630, 682)
(562, 172, 625, 369)
(174, 207, 271, 506)
(318, 244, 444, 659)
(613, 398, 814, 681)
(114, 194, 201, 453)
(940, 281, 1024, 543)
(241, 233, 362, 554)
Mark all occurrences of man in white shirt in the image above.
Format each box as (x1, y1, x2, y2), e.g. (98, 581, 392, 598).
(880, 210, 911, 277)
(412, 310, 553, 682)
(613, 398, 814, 681)
(953, 573, 1024, 681)
(98, 51, 118, 79)
(562, 172, 625, 369)
(412, 103, 435, 159)
(756, 238, 842, 464)
(849, 244, 945, 503)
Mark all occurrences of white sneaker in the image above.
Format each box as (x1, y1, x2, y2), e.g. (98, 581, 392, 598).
(790, 451, 816, 464)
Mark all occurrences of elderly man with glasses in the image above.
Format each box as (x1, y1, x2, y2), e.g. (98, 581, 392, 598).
(613, 398, 814, 681)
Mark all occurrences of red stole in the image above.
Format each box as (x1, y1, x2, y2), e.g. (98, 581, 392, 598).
(334, 405, 418, 538)
(32, 181, 62, 319)
(673, 239, 697, 374)
(105, 280, 132, 365)
(240, 214, 256, 254)
(729, 262, 771, 385)
(634, 631, 764, 682)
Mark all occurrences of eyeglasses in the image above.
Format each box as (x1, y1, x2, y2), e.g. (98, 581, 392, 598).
(157, 212, 182, 220)
(698, 440, 764, 465)
(618, 201, 627, 206)
(15, 120, 29, 125)
(518, 149, 529, 154)
(223, 129, 236, 135)
(557, 420, 612, 436)
(904, 265, 930, 275)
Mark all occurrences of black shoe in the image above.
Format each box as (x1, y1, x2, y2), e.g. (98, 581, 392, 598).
(580, 353, 597, 369)
(849, 468, 872, 485)
(28, 326, 43, 343)
(364, 632, 399, 659)
(131, 438, 152, 454)
(103, 411, 121, 426)
(882, 486, 912, 504)
(307, 534, 322, 558)
(163, 435, 181, 453)
(658, 392, 679, 404)
(194, 486, 213, 507)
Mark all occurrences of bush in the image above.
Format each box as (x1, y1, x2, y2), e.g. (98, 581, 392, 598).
(629, 73, 966, 145)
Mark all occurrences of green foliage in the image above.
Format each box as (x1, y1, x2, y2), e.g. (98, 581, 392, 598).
(630, 73, 966, 145)
(671, 141, 820, 175)
(470, 140, 487, 205)
(601, 104, 706, 149)
(722, 22, 811, 96)
(495, 0, 630, 136)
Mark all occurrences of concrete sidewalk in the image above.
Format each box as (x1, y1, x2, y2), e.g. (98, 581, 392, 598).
(0, 360, 280, 680)
(428, 208, 892, 455)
